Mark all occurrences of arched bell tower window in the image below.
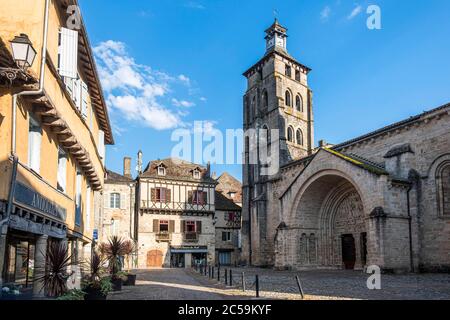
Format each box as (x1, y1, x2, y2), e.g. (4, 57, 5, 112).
(285, 90, 292, 108)
(296, 129, 303, 146)
(296, 95, 303, 112)
(287, 126, 294, 143)
(251, 96, 256, 119)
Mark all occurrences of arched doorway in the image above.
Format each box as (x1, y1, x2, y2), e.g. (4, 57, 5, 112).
(146, 250, 163, 268)
(291, 174, 367, 270)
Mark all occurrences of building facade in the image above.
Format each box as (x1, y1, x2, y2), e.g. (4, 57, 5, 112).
(136, 158, 216, 268)
(241, 20, 450, 273)
(100, 158, 136, 244)
(214, 191, 242, 266)
(216, 172, 243, 207)
(0, 0, 113, 295)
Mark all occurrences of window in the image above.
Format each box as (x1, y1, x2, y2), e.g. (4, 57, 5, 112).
(159, 220, 169, 232)
(251, 96, 256, 119)
(151, 188, 171, 203)
(158, 166, 166, 176)
(190, 190, 207, 205)
(225, 212, 237, 222)
(86, 185, 91, 230)
(285, 65, 292, 77)
(228, 192, 236, 199)
(186, 221, 196, 233)
(75, 170, 82, 226)
(295, 69, 301, 81)
(285, 90, 292, 107)
(110, 193, 121, 209)
(287, 126, 294, 143)
(57, 148, 67, 192)
(222, 232, 232, 242)
(98, 130, 105, 165)
(58, 27, 78, 79)
(296, 95, 303, 112)
(193, 170, 201, 179)
(28, 114, 42, 173)
(437, 163, 450, 216)
(262, 90, 268, 110)
(296, 129, 304, 146)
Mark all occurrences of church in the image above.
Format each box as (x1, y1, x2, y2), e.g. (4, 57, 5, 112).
(241, 20, 450, 273)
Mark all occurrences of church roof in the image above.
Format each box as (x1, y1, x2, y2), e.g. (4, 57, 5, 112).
(322, 148, 387, 175)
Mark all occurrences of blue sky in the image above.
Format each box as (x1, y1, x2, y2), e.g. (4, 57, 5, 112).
(79, 0, 450, 181)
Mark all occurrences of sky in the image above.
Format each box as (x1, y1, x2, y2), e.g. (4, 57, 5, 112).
(79, 0, 450, 181)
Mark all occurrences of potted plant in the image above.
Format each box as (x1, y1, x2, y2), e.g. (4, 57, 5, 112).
(35, 241, 74, 299)
(82, 250, 112, 300)
(57, 289, 85, 301)
(122, 241, 137, 286)
(99, 236, 130, 291)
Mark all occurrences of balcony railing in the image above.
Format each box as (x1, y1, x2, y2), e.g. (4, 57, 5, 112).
(183, 232, 199, 242)
(156, 232, 172, 242)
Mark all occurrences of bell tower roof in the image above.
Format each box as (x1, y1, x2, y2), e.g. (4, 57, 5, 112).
(264, 18, 288, 38)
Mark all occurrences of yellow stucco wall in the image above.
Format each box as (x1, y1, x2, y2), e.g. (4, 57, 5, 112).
(0, 0, 109, 239)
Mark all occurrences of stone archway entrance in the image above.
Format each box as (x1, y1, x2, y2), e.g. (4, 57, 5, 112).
(291, 174, 368, 270)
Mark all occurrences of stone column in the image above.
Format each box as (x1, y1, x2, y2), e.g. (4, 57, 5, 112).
(33, 234, 48, 298)
(0, 224, 9, 288)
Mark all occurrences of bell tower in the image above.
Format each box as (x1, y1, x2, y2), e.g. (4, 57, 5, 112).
(241, 19, 314, 266)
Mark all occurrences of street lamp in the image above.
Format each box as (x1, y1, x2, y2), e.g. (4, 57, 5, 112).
(10, 33, 37, 71)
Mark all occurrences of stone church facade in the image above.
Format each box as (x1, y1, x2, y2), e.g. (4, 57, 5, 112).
(241, 20, 450, 273)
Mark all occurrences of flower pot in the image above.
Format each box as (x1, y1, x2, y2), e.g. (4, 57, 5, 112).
(123, 274, 136, 286)
(83, 286, 107, 301)
(111, 277, 122, 291)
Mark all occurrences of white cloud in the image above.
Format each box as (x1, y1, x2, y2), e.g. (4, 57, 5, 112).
(200, 97, 207, 102)
(172, 98, 195, 108)
(94, 40, 191, 131)
(321, 6, 331, 21)
(185, 1, 205, 10)
(347, 5, 362, 20)
(178, 74, 191, 86)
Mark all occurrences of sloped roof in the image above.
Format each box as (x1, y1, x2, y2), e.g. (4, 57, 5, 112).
(105, 169, 134, 184)
(216, 172, 242, 204)
(215, 191, 242, 211)
(140, 158, 216, 183)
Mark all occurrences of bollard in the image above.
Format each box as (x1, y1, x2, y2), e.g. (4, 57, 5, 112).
(242, 272, 245, 292)
(229, 269, 233, 286)
(225, 269, 228, 285)
(204, 265, 207, 276)
(208, 266, 211, 278)
(296, 275, 305, 299)
(217, 267, 220, 282)
(255, 275, 260, 298)
(212, 266, 215, 279)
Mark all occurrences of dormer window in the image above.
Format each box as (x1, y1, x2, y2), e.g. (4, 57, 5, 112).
(158, 166, 166, 176)
(193, 169, 201, 179)
(228, 192, 236, 199)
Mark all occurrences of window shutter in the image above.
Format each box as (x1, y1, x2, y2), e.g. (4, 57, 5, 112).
(153, 219, 159, 233)
(181, 221, 185, 233)
(98, 130, 105, 162)
(104, 193, 109, 208)
(120, 193, 126, 209)
(73, 78, 82, 111)
(58, 27, 78, 79)
(169, 221, 175, 233)
(151, 188, 156, 202)
(64, 76, 74, 97)
(202, 192, 208, 205)
(81, 80, 88, 118)
(166, 188, 171, 203)
(188, 191, 193, 203)
(196, 221, 202, 233)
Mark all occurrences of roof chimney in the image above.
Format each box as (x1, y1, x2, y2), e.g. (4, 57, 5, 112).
(137, 150, 143, 175)
(319, 140, 327, 148)
(123, 157, 132, 178)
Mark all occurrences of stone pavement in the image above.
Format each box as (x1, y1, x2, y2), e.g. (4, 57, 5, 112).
(109, 268, 450, 300)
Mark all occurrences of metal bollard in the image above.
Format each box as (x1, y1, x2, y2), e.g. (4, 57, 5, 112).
(242, 272, 245, 292)
(208, 266, 211, 278)
(217, 267, 220, 282)
(255, 275, 260, 298)
(225, 269, 228, 285)
(296, 275, 305, 299)
(204, 265, 207, 276)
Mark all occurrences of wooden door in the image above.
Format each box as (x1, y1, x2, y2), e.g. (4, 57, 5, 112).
(147, 250, 163, 267)
(341, 234, 356, 270)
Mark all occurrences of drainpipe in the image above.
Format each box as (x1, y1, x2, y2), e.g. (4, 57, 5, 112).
(11, 0, 50, 155)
